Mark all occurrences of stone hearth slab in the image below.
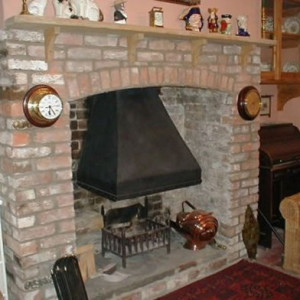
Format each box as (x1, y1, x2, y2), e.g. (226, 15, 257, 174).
(85, 233, 227, 300)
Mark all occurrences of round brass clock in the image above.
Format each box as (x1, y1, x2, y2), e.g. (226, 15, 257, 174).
(237, 86, 262, 121)
(23, 85, 63, 127)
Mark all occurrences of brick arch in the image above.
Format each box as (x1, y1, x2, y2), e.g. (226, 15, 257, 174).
(64, 65, 236, 102)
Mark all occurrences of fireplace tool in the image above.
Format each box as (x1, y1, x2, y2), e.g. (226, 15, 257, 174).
(170, 200, 218, 250)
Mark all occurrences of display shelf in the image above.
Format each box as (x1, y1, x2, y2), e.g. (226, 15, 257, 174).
(5, 15, 275, 64)
(261, 0, 300, 109)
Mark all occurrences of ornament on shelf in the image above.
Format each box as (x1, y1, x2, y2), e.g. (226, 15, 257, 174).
(149, 7, 164, 28)
(28, 0, 48, 16)
(53, 0, 76, 18)
(72, 0, 103, 21)
(207, 8, 219, 33)
(179, 5, 204, 32)
(237, 15, 250, 36)
(53, 0, 103, 21)
(20, 0, 31, 15)
(113, 0, 128, 24)
(220, 14, 232, 35)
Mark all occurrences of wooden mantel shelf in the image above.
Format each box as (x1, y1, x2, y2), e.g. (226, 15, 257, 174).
(5, 15, 276, 63)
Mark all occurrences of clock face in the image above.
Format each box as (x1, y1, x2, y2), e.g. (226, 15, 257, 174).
(245, 91, 261, 117)
(154, 12, 163, 26)
(23, 85, 63, 127)
(39, 94, 63, 120)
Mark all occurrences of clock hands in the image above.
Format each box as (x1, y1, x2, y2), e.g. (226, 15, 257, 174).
(47, 105, 59, 117)
(47, 105, 56, 116)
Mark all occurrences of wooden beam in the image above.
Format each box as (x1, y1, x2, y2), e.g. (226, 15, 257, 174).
(191, 39, 207, 66)
(127, 33, 144, 63)
(44, 26, 60, 62)
(277, 84, 300, 110)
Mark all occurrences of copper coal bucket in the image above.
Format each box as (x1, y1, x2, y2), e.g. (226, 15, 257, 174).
(171, 200, 218, 250)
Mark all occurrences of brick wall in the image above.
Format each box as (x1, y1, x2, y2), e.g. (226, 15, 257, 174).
(0, 24, 261, 299)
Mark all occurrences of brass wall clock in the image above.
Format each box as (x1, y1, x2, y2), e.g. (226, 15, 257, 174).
(23, 84, 63, 127)
(237, 86, 262, 121)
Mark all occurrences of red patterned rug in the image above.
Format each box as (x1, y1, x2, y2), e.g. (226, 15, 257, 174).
(156, 259, 300, 300)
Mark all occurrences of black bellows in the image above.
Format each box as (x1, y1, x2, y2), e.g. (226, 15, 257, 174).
(77, 87, 201, 201)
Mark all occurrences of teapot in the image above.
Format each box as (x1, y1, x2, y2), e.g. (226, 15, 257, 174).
(171, 200, 218, 250)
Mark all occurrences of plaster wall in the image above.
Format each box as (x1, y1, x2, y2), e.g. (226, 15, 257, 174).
(0, 0, 261, 38)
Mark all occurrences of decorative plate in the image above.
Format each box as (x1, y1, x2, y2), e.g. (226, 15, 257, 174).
(284, 17, 300, 34)
(283, 62, 299, 72)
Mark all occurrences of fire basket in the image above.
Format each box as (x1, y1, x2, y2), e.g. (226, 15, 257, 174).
(101, 203, 171, 268)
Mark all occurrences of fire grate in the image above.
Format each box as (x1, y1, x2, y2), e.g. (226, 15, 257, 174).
(101, 219, 171, 268)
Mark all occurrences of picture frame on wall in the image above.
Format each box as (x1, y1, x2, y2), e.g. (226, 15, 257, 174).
(260, 95, 272, 117)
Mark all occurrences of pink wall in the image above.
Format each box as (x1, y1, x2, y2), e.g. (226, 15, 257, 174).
(0, 0, 260, 37)
(261, 84, 300, 130)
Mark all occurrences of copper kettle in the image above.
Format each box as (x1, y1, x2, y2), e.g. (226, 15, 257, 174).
(171, 200, 218, 250)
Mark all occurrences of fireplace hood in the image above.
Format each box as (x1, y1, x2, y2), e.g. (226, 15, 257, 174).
(77, 87, 201, 201)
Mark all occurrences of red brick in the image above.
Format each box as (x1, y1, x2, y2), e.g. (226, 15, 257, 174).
(77, 73, 92, 96)
(16, 199, 55, 215)
(13, 172, 53, 189)
(58, 219, 76, 233)
(4, 234, 38, 256)
(100, 70, 111, 90)
(36, 181, 73, 197)
(139, 67, 149, 85)
(17, 224, 56, 242)
(36, 155, 71, 171)
(120, 67, 130, 87)
(1, 158, 32, 174)
(1, 101, 23, 117)
(38, 206, 75, 224)
(111, 69, 121, 89)
(12, 131, 31, 147)
(20, 248, 60, 267)
(56, 194, 74, 207)
(130, 67, 140, 86)
(56, 33, 84, 45)
(34, 129, 70, 143)
(40, 232, 76, 249)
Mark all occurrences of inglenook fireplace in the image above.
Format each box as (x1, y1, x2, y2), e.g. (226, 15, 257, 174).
(0, 15, 273, 300)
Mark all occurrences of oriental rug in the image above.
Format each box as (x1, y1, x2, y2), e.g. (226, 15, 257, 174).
(156, 259, 300, 300)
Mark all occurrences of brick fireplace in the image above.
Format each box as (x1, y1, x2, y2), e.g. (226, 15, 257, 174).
(0, 15, 273, 299)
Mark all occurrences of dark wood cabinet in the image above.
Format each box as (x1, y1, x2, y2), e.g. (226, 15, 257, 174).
(258, 123, 300, 248)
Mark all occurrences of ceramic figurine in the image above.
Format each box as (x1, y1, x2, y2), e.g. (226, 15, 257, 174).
(53, 0, 76, 18)
(242, 205, 260, 259)
(179, 6, 204, 32)
(72, 0, 103, 21)
(207, 8, 218, 33)
(237, 15, 250, 36)
(220, 14, 232, 35)
(21, 0, 30, 14)
(28, 0, 48, 16)
(113, 0, 128, 24)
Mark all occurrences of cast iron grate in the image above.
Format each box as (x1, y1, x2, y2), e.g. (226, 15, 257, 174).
(101, 219, 171, 268)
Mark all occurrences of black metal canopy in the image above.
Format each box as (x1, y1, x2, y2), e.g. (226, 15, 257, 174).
(77, 87, 201, 201)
